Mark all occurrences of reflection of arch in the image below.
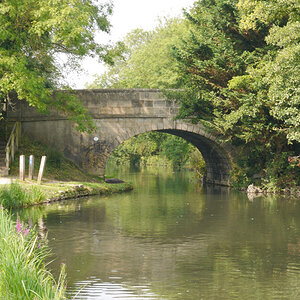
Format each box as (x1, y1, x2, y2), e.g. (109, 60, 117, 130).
(101, 120, 232, 186)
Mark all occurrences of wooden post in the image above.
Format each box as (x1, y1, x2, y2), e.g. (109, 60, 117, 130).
(28, 155, 34, 180)
(37, 156, 46, 184)
(19, 155, 25, 181)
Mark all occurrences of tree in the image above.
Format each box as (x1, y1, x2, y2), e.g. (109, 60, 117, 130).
(168, 0, 300, 188)
(236, 0, 300, 143)
(110, 131, 199, 170)
(86, 18, 191, 89)
(0, 0, 113, 132)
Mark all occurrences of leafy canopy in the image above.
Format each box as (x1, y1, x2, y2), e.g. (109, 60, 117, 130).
(169, 0, 300, 188)
(0, 0, 113, 132)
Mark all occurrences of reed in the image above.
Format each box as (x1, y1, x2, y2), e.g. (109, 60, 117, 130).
(0, 208, 66, 299)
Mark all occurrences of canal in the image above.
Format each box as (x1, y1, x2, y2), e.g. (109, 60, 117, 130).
(20, 165, 300, 299)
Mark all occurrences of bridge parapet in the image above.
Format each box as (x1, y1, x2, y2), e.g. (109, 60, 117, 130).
(71, 89, 180, 119)
(7, 89, 180, 120)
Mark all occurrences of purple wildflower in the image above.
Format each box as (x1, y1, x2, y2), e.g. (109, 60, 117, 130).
(37, 243, 41, 248)
(23, 228, 30, 236)
(16, 219, 22, 233)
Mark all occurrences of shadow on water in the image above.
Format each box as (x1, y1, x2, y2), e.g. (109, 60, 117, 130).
(17, 165, 300, 299)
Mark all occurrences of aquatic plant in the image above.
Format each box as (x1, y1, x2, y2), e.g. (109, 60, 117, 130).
(0, 207, 66, 299)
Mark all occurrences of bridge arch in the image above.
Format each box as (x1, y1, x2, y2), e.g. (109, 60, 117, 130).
(86, 119, 232, 186)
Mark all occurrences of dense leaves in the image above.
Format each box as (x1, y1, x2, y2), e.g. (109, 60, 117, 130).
(169, 0, 300, 188)
(0, 0, 113, 131)
(110, 132, 201, 170)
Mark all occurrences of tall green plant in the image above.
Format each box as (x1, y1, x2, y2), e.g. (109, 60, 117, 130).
(0, 208, 66, 299)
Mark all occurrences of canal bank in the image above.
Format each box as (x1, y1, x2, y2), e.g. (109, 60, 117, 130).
(0, 179, 133, 209)
(0, 135, 133, 209)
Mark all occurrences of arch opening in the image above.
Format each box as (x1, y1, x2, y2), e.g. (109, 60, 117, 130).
(102, 129, 231, 186)
(106, 131, 204, 175)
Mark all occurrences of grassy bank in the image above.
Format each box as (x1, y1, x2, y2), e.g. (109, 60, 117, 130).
(0, 181, 133, 209)
(0, 135, 134, 209)
(0, 207, 66, 299)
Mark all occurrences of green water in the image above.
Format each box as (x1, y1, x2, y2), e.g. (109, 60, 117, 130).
(20, 165, 300, 299)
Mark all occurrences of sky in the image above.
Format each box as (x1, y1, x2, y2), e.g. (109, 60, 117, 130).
(65, 0, 195, 89)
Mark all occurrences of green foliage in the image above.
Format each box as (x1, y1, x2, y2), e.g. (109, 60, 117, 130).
(112, 132, 159, 165)
(0, 0, 112, 131)
(111, 132, 162, 166)
(0, 182, 46, 208)
(160, 135, 191, 168)
(86, 18, 191, 89)
(262, 152, 300, 190)
(0, 208, 66, 299)
(230, 164, 250, 190)
(169, 0, 300, 189)
(110, 131, 206, 174)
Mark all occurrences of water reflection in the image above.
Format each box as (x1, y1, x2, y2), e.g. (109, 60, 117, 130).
(18, 166, 300, 299)
(70, 278, 158, 299)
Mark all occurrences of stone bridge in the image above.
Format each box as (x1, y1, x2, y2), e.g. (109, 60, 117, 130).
(7, 89, 233, 186)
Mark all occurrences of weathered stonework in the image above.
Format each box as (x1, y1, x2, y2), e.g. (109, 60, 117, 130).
(7, 89, 233, 186)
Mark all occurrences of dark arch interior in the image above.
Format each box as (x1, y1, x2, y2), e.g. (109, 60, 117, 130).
(157, 130, 230, 185)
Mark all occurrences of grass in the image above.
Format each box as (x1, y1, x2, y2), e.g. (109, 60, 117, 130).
(0, 181, 133, 209)
(0, 207, 66, 299)
(0, 135, 133, 209)
(0, 183, 46, 209)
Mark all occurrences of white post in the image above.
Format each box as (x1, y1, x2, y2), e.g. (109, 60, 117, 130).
(28, 155, 34, 180)
(37, 156, 46, 184)
(19, 155, 25, 181)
